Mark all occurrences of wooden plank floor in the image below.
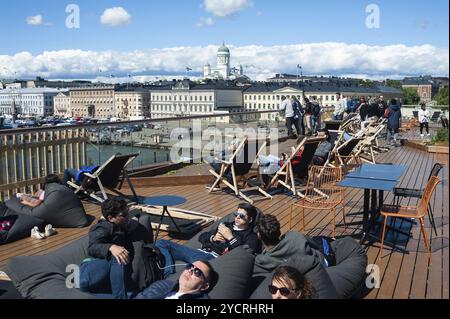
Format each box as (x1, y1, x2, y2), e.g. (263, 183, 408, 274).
(0, 143, 448, 299)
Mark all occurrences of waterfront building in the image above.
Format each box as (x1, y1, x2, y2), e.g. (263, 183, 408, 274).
(114, 88, 150, 119)
(70, 86, 116, 119)
(0, 88, 60, 118)
(53, 92, 71, 118)
(149, 79, 244, 121)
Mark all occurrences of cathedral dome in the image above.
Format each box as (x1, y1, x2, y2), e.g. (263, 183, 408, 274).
(218, 44, 230, 54)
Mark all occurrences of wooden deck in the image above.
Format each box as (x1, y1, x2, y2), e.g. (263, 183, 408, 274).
(0, 142, 448, 299)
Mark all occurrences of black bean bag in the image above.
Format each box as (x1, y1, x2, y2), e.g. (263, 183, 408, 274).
(0, 211, 46, 244)
(249, 254, 339, 299)
(249, 237, 367, 299)
(5, 183, 91, 228)
(327, 236, 368, 299)
(167, 246, 255, 299)
(4, 214, 154, 299)
(163, 210, 261, 299)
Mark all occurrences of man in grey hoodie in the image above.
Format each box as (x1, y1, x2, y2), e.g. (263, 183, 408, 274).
(253, 214, 326, 274)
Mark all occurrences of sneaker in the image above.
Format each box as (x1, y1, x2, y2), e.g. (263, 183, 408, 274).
(31, 226, 46, 239)
(427, 133, 431, 137)
(44, 224, 57, 237)
(420, 134, 424, 137)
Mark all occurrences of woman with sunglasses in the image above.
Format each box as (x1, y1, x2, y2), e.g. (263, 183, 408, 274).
(270, 266, 315, 299)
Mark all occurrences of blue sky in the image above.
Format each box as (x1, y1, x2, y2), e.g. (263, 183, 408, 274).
(0, 0, 448, 79)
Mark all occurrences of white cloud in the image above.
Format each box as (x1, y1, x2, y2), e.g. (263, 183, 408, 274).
(100, 7, 131, 27)
(26, 15, 44, 25)
(197, 17, 215, 27)
(256, 11, 263, 16)
(0, 43, 448, 81)
(203, 0, 253, 18)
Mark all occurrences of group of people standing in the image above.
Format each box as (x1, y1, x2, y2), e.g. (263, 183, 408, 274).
(279, 95, 323, 138)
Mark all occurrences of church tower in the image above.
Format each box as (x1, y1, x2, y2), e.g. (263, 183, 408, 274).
(216, 42, 230, 79)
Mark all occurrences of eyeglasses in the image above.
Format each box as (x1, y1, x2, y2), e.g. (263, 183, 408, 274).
(233, 211, 248, 221)
(268, 284, 299, 297)
(185, 263, 207, 281)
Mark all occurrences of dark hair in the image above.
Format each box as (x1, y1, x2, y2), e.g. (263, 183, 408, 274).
(318, 128, 330, 142)
(257, 214, 281, 246)
(101, 197, 128, 219)
(197, 260, 218, 292)
(237, 202, 258, 221)
(390, 99, 397, 105)
(336, 92, 341, 96)
(45, 174, 61, 184)
(272, 266, 316, 299)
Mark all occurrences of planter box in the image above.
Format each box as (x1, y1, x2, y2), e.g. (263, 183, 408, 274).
(427, 145, 449, 154)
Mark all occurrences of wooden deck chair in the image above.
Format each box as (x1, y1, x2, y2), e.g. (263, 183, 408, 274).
(332, 136, 364, 172)
(355, 120, 388, 163)
(67, 153, 139, 203)
(207, 137, 272, 204)
(266, 136, 325, 198)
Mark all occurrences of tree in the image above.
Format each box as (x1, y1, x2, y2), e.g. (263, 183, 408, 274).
(402, 87, 420, 105)
(435, 86, 449, 106)
(386, 79, 402, 89)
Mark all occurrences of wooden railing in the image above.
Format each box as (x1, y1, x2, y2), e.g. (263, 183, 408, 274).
(0, 128, 88, 200)
(0, 110, 281, 200)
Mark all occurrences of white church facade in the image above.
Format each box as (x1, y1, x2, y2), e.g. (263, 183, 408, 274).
(203, 43, 245, 80)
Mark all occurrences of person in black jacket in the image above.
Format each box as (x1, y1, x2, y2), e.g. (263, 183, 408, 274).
(79, 197, 150, 299)
(135, 260, 218, 299)
(155, 202, 260, 278)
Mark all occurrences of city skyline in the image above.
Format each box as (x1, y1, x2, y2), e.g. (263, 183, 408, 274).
(0, 0, 449, 81)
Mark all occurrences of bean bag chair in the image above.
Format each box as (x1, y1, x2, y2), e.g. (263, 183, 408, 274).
(4, 214, 154, 299)
(327, 236, 367, 299)
(0, 210, 46, 244)
(249, 254, 339, 299)
(5, 183, 91, 228)
(249, 236, 367, 299)
(168, 246, 255, 299)
(163, 210, 261, 299)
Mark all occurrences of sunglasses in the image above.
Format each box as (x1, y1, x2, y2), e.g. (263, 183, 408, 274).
(185, 263, 207, 281)
(268, 285, 299, 297)
(233, 211, 248, 221)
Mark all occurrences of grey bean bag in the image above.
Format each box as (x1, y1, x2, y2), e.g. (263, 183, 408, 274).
(4, 214, 154, 299)
(327, 236, 368, 299)
(249, 237, 367, 299)
(163, 210, 261, 299)
(250, 254, 339, 299)
(5, 183, 91, 228)
(0, 211, 46, 244)
(167, 246, 255, 299)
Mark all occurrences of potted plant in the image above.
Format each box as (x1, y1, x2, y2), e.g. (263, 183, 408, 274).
(431, 128, 449, 147)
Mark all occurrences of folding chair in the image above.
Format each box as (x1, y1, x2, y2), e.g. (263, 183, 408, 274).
(266, 136, 325, 197)
(332, 137, 364, 172)
(356, 119, 388, 163)
(206, 137, 272, 204)
(430, 111, 441, 123)
(67, 153, 139, 203)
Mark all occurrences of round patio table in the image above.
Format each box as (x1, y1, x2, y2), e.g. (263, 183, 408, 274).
(143, 195, 187, 241)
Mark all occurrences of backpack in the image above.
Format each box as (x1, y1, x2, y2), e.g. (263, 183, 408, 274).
(306, 236, 337, 267)
(135, 243, 166, 290)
